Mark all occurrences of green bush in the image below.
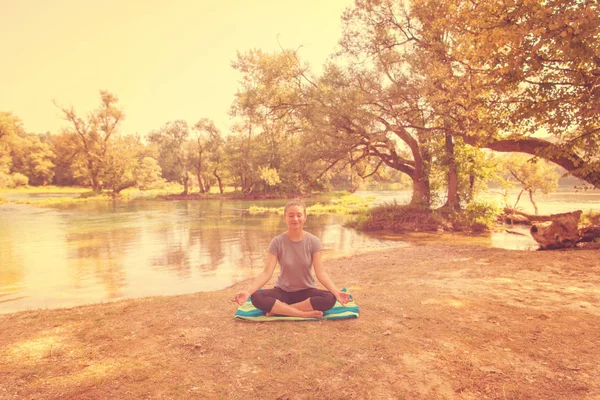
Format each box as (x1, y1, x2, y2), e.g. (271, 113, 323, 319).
(448, 200, 502, 232)
(581, 211, 599, 226)
(353, 202, 446, 232)
(352, 199, 501, 233)
(11, 173, 29, 187)
(0, 172, 29, 188)
(0, 173, 12, 188)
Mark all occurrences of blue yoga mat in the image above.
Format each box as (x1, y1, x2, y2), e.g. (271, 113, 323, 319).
(234, 288, 359, 322)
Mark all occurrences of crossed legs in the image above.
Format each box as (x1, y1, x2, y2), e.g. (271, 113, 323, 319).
(251, 287, 337, 318)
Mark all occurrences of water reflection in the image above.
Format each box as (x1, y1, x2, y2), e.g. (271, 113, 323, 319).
(65, 226, 140, 298)
(1, 189, 598, 314)
(0, 228, 25, 301)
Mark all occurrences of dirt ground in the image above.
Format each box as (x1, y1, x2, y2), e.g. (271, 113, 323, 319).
(0, 243, 599, 400)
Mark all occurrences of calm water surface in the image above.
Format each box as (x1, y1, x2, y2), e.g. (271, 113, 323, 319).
(1, 189, 598, 314)
(0, 197, 401, 314)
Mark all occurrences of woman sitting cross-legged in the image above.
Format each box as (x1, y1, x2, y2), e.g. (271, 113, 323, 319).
(233, 199, 351, 318)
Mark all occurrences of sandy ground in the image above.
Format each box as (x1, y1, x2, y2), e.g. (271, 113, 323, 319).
(0, 243, 599, 399)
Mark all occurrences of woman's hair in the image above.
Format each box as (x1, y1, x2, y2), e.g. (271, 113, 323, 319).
(283, 199, 306, 215)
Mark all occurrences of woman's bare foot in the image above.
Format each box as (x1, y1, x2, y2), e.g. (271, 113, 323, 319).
(267, 300, 324, 318)
(303, 310, 323, 318)
(265, 310, 323, 318)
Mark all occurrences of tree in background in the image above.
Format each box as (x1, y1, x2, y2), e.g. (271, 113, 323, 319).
(497, 154, 560, 215)
(47, 131, 88, 186)
(9, 134, 55, 186)
(208, 131, 227, 194)
(189, 118, 223, 194)
(135, 157, 164, 190)
(101, 135, 147, 196)
(230, 49, 422, 197)
(0, 113, 56, 187)
(0, 113, 25, 187)
(56, 91, 124, 192)
(406, 0, 600, 187)
(336, 0, 600, 209)
(148, 120, 191, 195)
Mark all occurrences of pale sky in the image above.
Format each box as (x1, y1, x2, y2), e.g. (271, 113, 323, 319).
(0, 0, 354, 136)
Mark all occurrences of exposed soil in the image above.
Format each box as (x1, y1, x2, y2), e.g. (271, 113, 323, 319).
(1, 244, 599, 399)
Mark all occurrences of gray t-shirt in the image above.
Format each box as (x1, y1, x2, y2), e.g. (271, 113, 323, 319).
(267, 232, 323, 292)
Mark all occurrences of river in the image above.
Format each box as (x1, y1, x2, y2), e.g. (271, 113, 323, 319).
(0, 189, 598, 314)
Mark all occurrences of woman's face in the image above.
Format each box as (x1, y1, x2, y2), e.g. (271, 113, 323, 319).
(284, 205, 306, 229)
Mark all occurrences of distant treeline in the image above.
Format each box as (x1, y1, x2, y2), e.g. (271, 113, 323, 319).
(2, 0, 598, 210)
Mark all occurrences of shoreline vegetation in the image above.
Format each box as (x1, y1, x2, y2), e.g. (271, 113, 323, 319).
(1, 244, 598, 399)
(2, 185, 599, 238)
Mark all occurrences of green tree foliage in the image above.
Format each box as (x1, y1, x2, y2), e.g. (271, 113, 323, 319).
(349, 0, 600, 187)
(189, 118, 223, 194)
(338, 0, 510, 208)
(316, 63, 436, 205)
(135, 157, 164, 190)
(0, 113, 56, 187)
(9, 134, 56, 185)
(221, 131, 255, 193)
(258, 166, 281, 188)
(0, 113, 21, 186)
(497, 154, 560, 215)
(148, 120, 191, 194)
(231, 49, 420, 197)
(47, 131, 88, 186)
(437, 0, 600, 186)
(102, 135, 146, 196)
(56, 91, 125, 192)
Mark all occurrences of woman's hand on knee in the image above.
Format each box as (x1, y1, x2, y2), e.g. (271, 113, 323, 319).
(233, 291, 250, 305)
(333, 290, 351, 305)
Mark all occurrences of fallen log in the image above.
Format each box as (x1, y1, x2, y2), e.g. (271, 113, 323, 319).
(503, 208, 593, 250)
(579, 226, 600, 243)
(503, 213, 530, 225)
(530, 211, 582, 249)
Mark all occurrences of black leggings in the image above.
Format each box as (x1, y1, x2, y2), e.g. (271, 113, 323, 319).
(251, 287, 337, 313)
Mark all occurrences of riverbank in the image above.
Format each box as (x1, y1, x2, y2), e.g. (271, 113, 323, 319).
(1, 244, 598, 399)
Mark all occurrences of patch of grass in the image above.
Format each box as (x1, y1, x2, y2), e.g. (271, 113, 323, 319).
(120, 185, 184, 199)
(13, 193, 113, 208)
(248, 195, 372, 215)
(351, 202, 445, 232)
(7, 184, 193, 208)
(247, 206, 279, 214)
(0, 185, 90, 194)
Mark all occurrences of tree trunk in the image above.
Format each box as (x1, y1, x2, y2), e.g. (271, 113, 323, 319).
(468, 173, 475, 202)
(196, 147, 205, 193)
(198, 173, 207, 193)
(181, 172, 189, 195)
(113, 181, 136, 197)
(214, 168, 223, 194)
(444, 134, 460, 210)
(87, 158, 102, 192)
(203, 175, 211, 193)
(410, 176, 430, 207)
(513, 189, 524, 208)
(528, 190, 539, 215)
